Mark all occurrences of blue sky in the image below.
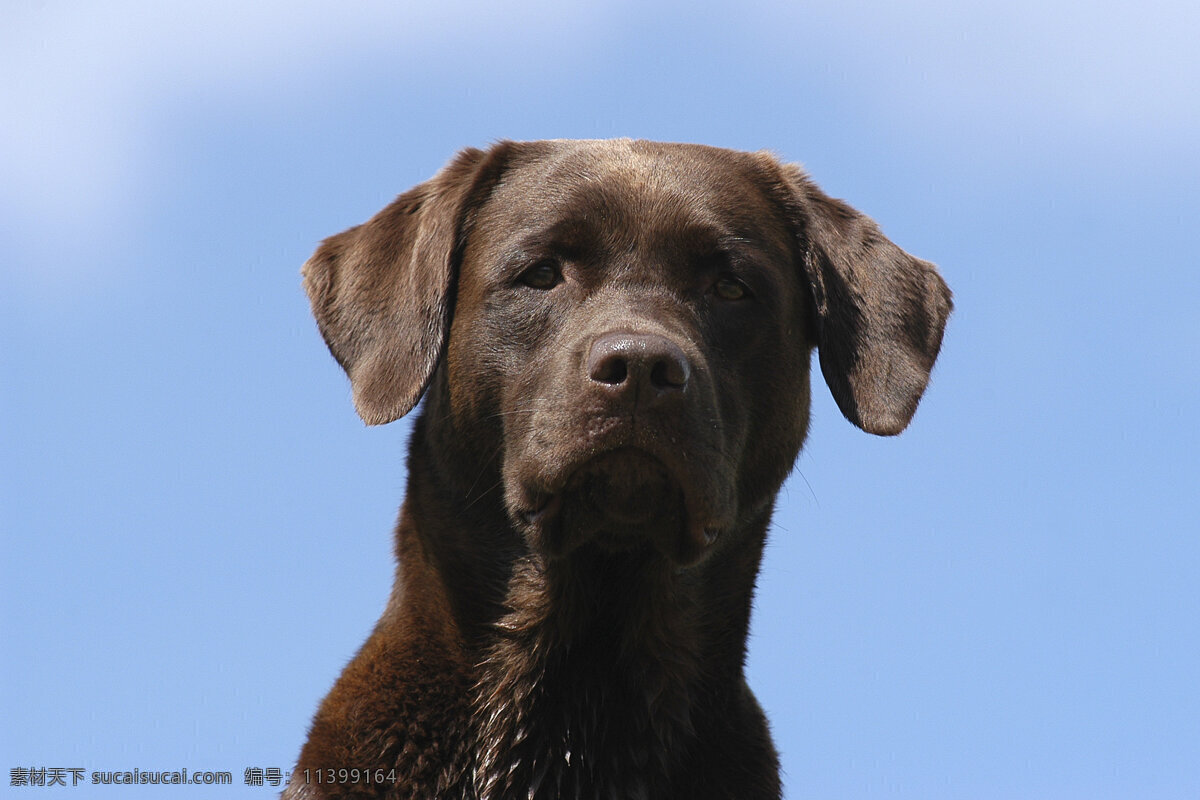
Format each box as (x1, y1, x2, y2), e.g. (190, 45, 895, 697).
(3, 1, 1198, 797)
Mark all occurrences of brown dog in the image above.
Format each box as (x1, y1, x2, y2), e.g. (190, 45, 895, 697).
(286, 139, 951, 799)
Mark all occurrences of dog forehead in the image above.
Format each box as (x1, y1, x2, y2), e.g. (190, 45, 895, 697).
(473, 140, 784, 257)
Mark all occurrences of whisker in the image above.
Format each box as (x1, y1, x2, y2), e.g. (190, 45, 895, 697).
(463, 442, 506, 508)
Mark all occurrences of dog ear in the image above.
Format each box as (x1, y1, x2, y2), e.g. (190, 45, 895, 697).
(302, 144, 511, 425)
(779, 164, 952, 436)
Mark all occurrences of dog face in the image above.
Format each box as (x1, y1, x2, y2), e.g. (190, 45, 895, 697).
(446, 141, 814, 567)
(303, 139, 951, 568)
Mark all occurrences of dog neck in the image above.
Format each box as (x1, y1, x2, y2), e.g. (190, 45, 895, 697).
(401, 409, 768, 798)
(465, 548, 703, 799)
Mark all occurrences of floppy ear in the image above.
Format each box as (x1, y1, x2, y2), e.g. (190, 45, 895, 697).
(780, 164, 952, 436)
(302, 144, 511, 425)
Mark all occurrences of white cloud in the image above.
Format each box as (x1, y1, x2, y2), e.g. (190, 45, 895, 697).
(0, 0, 611, 296)
(757, 0, 1200, 145)
(4, 0, 1197, 299)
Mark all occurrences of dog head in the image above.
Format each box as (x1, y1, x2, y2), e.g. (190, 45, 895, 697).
(303, 139, 951, 567)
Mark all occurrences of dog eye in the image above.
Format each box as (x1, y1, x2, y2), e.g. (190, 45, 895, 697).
(518, 261, 562, 290)
(713, 274, 750, 301)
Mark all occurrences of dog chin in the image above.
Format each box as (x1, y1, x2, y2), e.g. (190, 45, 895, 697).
(513, 448, 719, 567)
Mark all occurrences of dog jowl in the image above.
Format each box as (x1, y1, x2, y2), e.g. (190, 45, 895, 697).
(286, 139, 951, 800)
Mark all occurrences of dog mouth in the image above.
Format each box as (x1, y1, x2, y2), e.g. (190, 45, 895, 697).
(566, 448, 677, 523)
(516, 448, 720, 566)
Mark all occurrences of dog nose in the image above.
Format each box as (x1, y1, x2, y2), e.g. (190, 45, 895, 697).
(587, 332, 691, 403)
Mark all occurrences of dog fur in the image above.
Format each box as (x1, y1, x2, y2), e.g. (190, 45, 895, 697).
(285, 139, 951, 799)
